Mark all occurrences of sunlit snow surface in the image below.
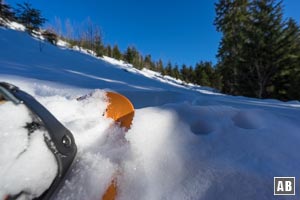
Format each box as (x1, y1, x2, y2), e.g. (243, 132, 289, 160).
(0, 26, 300, 200)
(0, 102, 57, 199)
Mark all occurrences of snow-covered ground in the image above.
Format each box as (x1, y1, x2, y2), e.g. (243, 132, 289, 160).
(1, 23, 300, 200)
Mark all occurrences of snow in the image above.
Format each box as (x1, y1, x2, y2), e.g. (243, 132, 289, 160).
(0, 18, 26, 31)
(0, 26, 300, 200)
(0, 102, 57, 199)
(56, 39, 68, 47)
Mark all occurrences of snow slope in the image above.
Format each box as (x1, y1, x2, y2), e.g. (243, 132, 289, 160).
(1, 25, 300, 200)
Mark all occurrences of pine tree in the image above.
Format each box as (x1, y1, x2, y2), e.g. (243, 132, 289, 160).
(214, 0, 249, 95)
(15, 2, 46, 31)
(164, 62, 173, 76)
(195, 61, 213, 86)
(180, 64, 189, 82)
(112, 45, 122, 60)
(144, 55, 153, 69)
(156, 59, 164, 74)
(124, 46, 134, 63)
(0, 0, 15, 21)
(123, 46, 141, 68)
(272, 18, 300, 100)
(131, 47, 141, 68)
(172, 65, 181, 79)
(188, 66, 196, 83)
(106, 45, 112, 57)
(243, 0, 290, 98)
(215, 0, 299, 100)
(211, 66, 223, 90)
(94, 27, 104, 57)
(137, 55, 144, 70)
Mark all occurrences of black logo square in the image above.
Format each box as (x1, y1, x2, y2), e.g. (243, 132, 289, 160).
(274, 177, 295, 195)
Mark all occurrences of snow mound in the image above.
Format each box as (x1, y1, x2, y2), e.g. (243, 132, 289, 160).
(0, 18, 26, 31)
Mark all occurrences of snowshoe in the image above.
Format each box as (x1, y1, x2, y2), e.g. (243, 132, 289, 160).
(0, 82, 134, 200)
(78, 91, 135, 200)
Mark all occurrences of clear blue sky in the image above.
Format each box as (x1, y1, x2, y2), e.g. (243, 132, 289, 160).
(5, 0, 300, 66)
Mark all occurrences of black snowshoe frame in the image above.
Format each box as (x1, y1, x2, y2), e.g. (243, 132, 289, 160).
(0, 82, 77, 200)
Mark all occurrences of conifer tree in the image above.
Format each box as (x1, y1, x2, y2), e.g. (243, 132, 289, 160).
(131, 47, 141, 68)
(180, 64, 189, 82)
(188, 66, 196, 83)
(243, 0, 291, 98)
(106, 45, 112, 57)
(123, 46, 141, 68)
(215, 0, 249, 95)
(156, 59, 164, 74)
(0, 0, 15, 21)
(15, 2, 46, 30)
(211, 67, 223, 91)
(195, 61, 213, 86)
(164, 62, 173, 76)
(94, 26, 104, 57)
(272, 18, 300, 100)
(172, 64, 181, 79)
(137, 55, 144, 70)
(124, 46, 134, 63)
(215, 0, 299, 100)
(112, 45, 122, 60)
(144, 55, 153, 69)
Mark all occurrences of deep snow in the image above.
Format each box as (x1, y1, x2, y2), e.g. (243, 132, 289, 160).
(0, 102, 57, 199)
(1, 23, 300, 200)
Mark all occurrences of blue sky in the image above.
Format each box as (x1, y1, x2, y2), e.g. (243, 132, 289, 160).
(5, 0, 300, 66)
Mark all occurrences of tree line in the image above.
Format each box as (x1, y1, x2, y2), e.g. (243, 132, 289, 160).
(215, 0, 300, 100)
(0, 0, 57, 44)
(1, 0, 299, 100)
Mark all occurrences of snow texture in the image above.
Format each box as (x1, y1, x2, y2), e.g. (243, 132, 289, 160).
(0, 102, 57, 199)
(0, 25, 300, 200)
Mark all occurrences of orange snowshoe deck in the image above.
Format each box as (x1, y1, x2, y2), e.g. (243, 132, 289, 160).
(102, 91, 134, 200)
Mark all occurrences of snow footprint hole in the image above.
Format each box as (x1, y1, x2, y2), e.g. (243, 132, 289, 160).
(190, 120, 215, 135)
(232, 110, 265, 130)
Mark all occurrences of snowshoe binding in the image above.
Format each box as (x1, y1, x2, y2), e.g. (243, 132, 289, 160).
(0, 82, 77, 200)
